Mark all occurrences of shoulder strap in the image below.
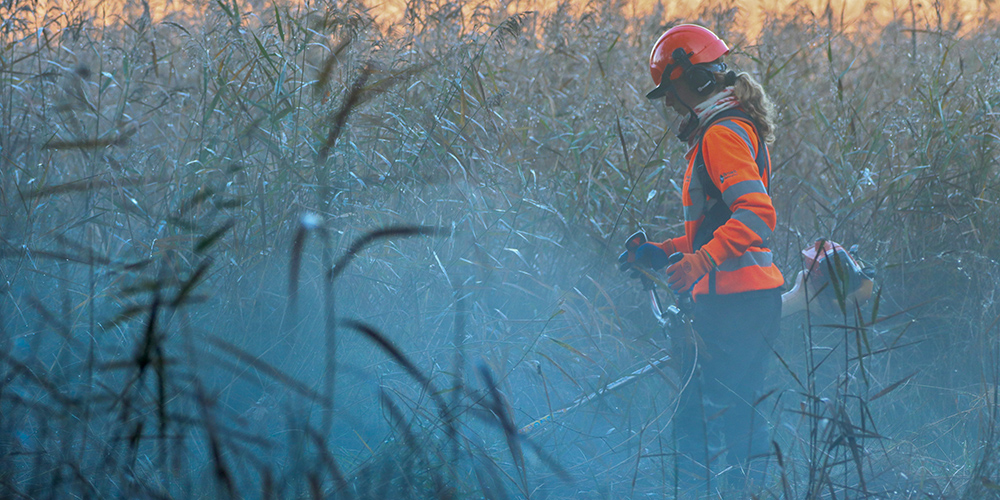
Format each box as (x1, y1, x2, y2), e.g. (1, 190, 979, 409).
(691, 108, 772, 255)
(693, 108, 770, 201)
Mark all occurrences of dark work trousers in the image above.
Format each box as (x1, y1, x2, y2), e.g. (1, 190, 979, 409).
(673, 287, 782, 479)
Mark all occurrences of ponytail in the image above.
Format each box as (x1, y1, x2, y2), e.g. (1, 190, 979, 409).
(730, 72, 776, 144)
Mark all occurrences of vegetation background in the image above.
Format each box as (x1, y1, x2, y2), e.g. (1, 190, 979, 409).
(1, 0, 998, 497)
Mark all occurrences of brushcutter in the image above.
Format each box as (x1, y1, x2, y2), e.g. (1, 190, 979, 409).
(517, 234, 877, 435)
(627, 230, 879, 319)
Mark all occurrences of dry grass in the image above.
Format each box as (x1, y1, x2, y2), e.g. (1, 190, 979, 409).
(1, 0, 998, 497)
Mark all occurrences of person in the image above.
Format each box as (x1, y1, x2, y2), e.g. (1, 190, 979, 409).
(619, 24, 783, 490)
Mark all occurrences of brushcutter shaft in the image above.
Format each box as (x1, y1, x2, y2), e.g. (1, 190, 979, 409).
(518, 350, 672, 435)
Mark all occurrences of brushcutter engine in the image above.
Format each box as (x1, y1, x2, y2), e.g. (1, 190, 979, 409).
(781, 240, 877, 317)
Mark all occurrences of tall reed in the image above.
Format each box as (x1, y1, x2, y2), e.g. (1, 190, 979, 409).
(0, 0, 997, 497)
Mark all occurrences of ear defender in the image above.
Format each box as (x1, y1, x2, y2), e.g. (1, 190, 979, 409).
(685, 65, 718, 95)
(669, 47, 722, 96)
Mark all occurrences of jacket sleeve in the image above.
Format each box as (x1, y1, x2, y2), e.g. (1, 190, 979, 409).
(697, 121, 775, 265)
(669, 235, 691, 254)
(650, 239, 678, 255)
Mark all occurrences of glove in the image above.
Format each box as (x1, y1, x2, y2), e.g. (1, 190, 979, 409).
(665, 248, 716, 293)
(618, 240, 677, 276)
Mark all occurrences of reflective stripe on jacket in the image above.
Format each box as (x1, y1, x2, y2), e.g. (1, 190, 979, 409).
(668, 110, 784, 298)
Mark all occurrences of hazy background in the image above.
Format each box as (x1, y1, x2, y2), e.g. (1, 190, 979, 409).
(1, 0, 998, 497)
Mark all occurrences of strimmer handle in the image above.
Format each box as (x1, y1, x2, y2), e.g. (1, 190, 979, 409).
(623, 230, 648, 252)
(666, 252, 694, 314)
(622, 230, 653, 289)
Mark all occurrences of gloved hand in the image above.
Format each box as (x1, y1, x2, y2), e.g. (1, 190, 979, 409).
(618, 240, 677, 276)
(665, 248, 716, 293)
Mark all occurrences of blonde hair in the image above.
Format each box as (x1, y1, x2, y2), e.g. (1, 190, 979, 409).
(730, 71, 776, 144)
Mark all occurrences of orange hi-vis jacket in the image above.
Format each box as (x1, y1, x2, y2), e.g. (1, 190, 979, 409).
(666, 109, 785, 298)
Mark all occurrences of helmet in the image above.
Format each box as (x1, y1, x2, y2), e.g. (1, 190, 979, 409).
(646, 24, 729, 100)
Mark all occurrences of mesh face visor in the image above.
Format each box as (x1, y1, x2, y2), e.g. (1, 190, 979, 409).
(654, 95, 674, 122)
(649, 60, 730, 136)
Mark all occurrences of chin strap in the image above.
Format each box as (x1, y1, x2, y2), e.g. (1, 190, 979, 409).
(669, 85, 701, 142)
(677, 111, 700, 142)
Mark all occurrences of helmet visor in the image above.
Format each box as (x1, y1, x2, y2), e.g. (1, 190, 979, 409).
(646, 82, 670, 100)
(654, 96, 673, 123)
(654, 97, 689, 138)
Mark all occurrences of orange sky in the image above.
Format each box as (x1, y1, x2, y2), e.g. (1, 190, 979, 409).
(9, 0, 990, 38)
(363, 0, 990, 36)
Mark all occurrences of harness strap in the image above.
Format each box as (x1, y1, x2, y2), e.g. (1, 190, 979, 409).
(690, 109, 771, 295)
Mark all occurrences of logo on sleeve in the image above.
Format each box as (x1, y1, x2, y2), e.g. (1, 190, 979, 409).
(719, 170, 738, 185)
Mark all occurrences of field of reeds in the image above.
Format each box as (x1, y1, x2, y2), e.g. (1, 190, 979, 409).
(1, 0, 998, 497)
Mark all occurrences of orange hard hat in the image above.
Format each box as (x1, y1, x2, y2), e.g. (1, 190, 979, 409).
(647, 24, 729, 99)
